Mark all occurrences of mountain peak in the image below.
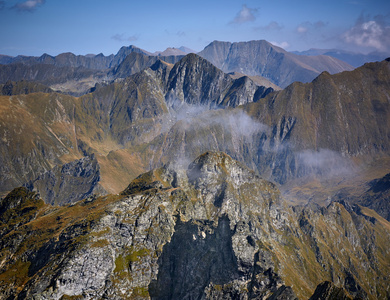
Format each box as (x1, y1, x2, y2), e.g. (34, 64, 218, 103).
(158, 47, 187, 56)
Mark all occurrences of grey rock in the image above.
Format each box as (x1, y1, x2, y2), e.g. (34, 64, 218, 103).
(24, 154, 106, 205)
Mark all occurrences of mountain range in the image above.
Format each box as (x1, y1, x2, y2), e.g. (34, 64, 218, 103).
(0, 40, 362, 95)
(292, 48, 390, 68)
(0, 40, 389, 299)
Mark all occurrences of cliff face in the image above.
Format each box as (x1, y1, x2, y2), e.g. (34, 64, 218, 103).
(0, 152, 389, 300)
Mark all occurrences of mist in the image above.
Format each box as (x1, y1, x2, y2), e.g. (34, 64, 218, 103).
(159, 101, 269, 169)
(297, 148, 354, 178)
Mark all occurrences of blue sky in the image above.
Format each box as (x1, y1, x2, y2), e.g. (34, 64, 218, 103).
(0, 0, 389, 56)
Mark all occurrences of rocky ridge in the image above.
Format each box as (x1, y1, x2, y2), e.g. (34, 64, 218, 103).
(0, 53, 273, 196)
(198, 40, 354, 88)
(0, 152, 389, 299)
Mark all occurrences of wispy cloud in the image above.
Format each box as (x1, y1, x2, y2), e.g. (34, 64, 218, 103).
(111, 34, 139, 42)
(12, 0, 45, 12)
(231, 4, 257, 24)
(342, 14, 390, 52)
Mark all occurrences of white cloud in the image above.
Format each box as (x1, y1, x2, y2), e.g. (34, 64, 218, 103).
(13, 0, 45, 12)
(342, 15, 390, 52)
(231, 4, 257, 24)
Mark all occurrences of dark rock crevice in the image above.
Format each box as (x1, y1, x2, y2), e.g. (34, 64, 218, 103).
(149, 215, 239, 299)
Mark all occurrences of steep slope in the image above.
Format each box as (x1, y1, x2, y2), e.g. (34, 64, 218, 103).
(0, 80, 53, 95)
(243, 58, 390, 184)
(199, 40, 354, 88)
(357, 173, 390, 221)
(0, 152, 389, 299)
(24, 154, 106, 206)
(166, 53, 272, 107)
(0, 53, 273, 196)
(110, 52, 180, 79)
(1, 57, 387, 198)
(136, 58, 390, 190)
(0, 92, 80, 194)
(79, 53, 272, 146)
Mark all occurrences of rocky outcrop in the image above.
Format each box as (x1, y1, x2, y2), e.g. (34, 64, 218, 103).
(166, 53, 268, 108)
(357, 173, 390, 221)
(0, 152, 389, 299)
(24, 154, 106, 206)
(309, 281, 352, 300)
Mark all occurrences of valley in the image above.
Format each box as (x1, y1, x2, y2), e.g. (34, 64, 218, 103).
(0, 40, 389, 299)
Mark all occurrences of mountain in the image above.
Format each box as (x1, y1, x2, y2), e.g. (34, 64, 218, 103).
(0, 45, 180, 71)
(1, 56, 389, 205)
(24, 154, 106, 206)
(0, 49, 185, 96)
(0, 54, 14, 64)
(357, 173, 390, 221)
(0, 53, 273, 197)
(292, 48, 390, 68)
(165, 53, 272, 107)
(0, 80, 53, 95)
(228, 71, 281, 90)
(0, 63, 108, 96)
(157, 47, 187, 56)
(110, 52, 182, 79)
(136, 58, 390, 190)
(178, 46, 196, 54)
(198, 40, 354, 88)
(0, 152, 388, 299)
(1, 43, 390, 300)
(0, 45, 149, 70)
(0, 91, 81, 194)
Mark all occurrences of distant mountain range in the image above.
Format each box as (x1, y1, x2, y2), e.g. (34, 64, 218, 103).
(291, 48, 389, 68)
(198, 40, 354, 88)
(0, 40, 390, 299)
(3, 40, 386, 93)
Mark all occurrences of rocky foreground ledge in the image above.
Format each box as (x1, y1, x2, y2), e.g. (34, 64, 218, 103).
(0, 151, 389, 299)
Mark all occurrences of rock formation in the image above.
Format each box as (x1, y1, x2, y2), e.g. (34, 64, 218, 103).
(0, 152, 388, 299)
